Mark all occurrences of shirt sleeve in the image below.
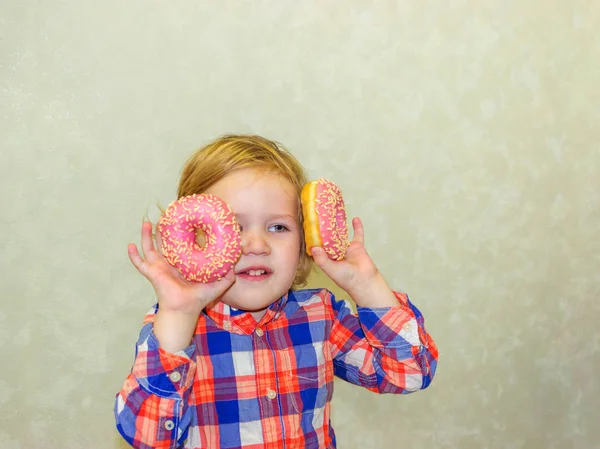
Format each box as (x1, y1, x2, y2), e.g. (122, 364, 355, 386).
(326, 289, 438, 394)
(114, 305, 197, 448)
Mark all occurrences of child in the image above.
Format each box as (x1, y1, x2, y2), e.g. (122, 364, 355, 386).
(115, 134, 438, 449)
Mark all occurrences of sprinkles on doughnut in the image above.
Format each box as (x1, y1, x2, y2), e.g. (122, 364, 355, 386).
(301, 178, 350, 260)
(157, 194, 242, 283)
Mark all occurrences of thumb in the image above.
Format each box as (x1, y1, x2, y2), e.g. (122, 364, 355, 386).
(204, 269, 236, 299)
(311, 247, 337, 276)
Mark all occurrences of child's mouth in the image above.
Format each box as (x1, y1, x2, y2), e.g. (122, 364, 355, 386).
(236, 268, 272, 281)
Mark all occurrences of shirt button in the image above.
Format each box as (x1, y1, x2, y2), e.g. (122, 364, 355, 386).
(169, 371, 181, 383)
(266, 389, 277, 400)
(223, 321, 232, 331)
(402, 322, 412, 332)
(164, 420, 175, 430)
(255, 328, 264, 337)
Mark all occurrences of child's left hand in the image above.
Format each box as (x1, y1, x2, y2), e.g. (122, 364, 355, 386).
(310, 217, 399, 308)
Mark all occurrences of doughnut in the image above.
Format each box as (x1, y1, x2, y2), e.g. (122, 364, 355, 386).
(301, 178, 350, 260)
(157, 194, 242, 282)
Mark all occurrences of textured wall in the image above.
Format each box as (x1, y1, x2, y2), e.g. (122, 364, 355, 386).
(1, 1, 599, 448)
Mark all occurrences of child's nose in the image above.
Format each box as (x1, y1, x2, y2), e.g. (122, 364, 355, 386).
(241, 229, 271, 256)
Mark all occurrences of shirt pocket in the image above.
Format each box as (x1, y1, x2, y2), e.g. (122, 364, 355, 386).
(279, 341, 333, 416)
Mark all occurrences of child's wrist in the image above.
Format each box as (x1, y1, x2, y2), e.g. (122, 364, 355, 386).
(154, 308, 199, 354)
(348, 273, 399, 308)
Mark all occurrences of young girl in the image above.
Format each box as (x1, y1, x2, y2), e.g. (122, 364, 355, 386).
(115, 134, 438, 449)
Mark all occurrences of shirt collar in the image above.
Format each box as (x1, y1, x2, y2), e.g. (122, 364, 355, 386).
(203, 292, 289, 334)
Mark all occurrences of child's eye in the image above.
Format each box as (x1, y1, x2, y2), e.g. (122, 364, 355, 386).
(268, 224, 289, 232)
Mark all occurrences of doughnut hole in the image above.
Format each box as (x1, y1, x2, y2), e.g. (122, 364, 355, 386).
(195, 228, 207, 247)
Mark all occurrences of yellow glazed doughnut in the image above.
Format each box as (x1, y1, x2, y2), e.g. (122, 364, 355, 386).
(301, 178, 349, 260)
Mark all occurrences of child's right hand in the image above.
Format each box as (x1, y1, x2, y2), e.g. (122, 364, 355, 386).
(127, 221, 235, 352)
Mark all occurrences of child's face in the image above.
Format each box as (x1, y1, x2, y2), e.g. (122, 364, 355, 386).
(205, 168, 301, 317)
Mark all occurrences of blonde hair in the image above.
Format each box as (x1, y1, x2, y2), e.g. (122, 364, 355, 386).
(178, 134, 312, 288)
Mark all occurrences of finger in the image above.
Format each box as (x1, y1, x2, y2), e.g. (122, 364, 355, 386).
(140, 221, 156, 259)
(155, 225, 164, 256)
(127, 243, 149, 277)
(351, 217, 364, 245)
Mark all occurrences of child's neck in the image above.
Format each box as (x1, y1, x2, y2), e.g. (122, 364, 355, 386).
(250, 309, 268, 323)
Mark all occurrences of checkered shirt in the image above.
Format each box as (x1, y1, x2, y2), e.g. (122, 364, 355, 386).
(115, 288, 438, 448)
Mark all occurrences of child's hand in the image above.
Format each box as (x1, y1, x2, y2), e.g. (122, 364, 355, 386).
(311, 217, 399, 308)
(128, 221, 235, 317)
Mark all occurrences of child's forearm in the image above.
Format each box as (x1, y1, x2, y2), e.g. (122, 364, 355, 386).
(154, 308, 199, 353)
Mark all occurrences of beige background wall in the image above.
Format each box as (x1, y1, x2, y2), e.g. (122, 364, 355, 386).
(1, 1, 599, 448)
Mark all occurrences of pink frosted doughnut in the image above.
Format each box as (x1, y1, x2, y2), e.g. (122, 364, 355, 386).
(301, 178, 350, 260)
(157, 194, 242, 283)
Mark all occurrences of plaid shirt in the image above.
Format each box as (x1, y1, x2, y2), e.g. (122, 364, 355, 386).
(115, 288, 438, 449)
